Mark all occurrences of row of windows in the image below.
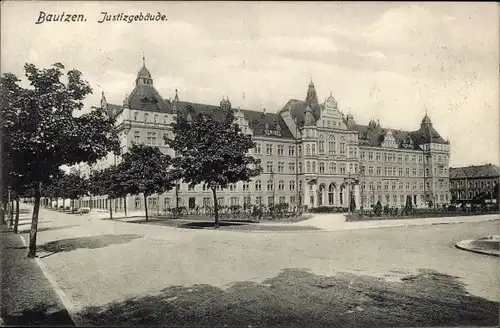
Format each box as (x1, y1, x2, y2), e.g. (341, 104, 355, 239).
(363, 193, 449, 205)
(451, 180, 498, 189)
(361, 166, 449, 177)
(362, 180, 449, 191)
(360, 151, 424, 164)
(187, 180, 304, 192)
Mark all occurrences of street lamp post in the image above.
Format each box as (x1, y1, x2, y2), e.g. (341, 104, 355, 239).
(345, 172, 355, 215)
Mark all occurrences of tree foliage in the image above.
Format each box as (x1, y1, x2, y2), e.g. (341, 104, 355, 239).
(118, 143, 175, 221)
(168, 105, 261, 227)
(1, 63, 120, 258)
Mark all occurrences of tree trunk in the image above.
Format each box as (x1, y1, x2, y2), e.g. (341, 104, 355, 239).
(0, 201, 5, 225)
(144, 194, 149, 221)
(27, 183, 41, 258)
(124, 196, 128, 217)
(14, 197, 20, 233)
(211, 187, 219, 229)
(9, 199, 14, 228)
(114, 198, 118, 215)
(49, 197, 52, 208)
(109, 197, 113, 219)
(62, 198, 65, 211)
(55, 197, 59, 210)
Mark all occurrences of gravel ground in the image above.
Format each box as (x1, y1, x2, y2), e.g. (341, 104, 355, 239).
(12, 205, 500, 327)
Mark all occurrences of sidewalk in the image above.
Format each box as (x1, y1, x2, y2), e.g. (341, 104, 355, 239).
(290, 213, 500, 231)
(0, 224, 75, 327)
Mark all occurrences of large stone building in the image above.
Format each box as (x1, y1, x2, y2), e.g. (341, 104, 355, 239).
(449, 164, 499, 203)
(77, 60, 451, 213)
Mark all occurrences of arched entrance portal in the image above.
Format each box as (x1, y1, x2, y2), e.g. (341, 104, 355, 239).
(328, 183, 336, 205)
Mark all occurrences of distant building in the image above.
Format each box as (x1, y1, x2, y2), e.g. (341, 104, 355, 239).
(75, 59, 451, 213)
(449, 164, 500, 203)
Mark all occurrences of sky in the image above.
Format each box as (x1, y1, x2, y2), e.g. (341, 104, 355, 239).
(1, 1, 499, 168)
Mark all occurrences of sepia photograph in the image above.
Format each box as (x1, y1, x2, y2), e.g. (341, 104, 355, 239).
(1, 1, 499, 327)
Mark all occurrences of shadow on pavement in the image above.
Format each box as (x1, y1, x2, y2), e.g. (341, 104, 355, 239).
(181, 221, 247, 229)
(38, 234, 143, 259)
(18, 225, 79, 234)
(78, 268, 498, 327)
(2, 306, 75, 327)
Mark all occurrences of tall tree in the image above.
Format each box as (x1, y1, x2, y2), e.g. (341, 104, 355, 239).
(1, 63, 120, 258)
(119, 144, 175, 221)
(88, 165, 128, 219)
(58, 172, 88, 213)
(168, 105, 261, 228)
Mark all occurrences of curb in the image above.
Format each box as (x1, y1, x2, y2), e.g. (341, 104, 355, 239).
(19, 235, 82, 326)
(455, 239, 500, 257)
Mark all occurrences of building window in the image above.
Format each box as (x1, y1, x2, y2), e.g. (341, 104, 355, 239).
(279, 196, 286, 204)
(154, 114, 158, 123)
(267, 180, 274, 191)
(278, 180, 285, 191)
(188, 184, 195, 191)
(164, 197, 170, 209)
(266, 144, 273, 155)
(298, 162, 302, 173)
(329, 162, 336, 173)
(384, 181, 389, 190)
(217, 197, 224, 206)
(368, 152, 373, 161)
(290, 196, 296, 204)
(360, 151, 365, 160)
(255, 180, 262, 191)
(376, 152, 381, 161)
(289, 162, 296, 173)
(369, 182, 374, 190)
(289, 180, 296, 191)
(413, 168, 417, 176)
(340, 164, 346, 174)
(229, 183, 237, 192)
(392, 182, 396, 190)
(255, 143, 261, 154)
(277, 145, 284, 156)
(278, 161, 284, 173)
(340, 137, 345, 155)
(298, 146, 302, 157)
(405, 168, 410, 176)
(230, 197, 239, 206)
(134, 131, 140, 144)
(135, 197, 141, 209)
(256, 196, 262, 205)
(268, 197, 274, 206)
(376, 167, 381, 176)
(242, 182, 249, 191)
(406, 182, 410, 190)
(288, 145, 295, 157)
(306, 161, 311, 173)
(319, 162, 325, 173)
(377, 182, 382, 190)
(312, 144, 316, 155)
(306, 145, 311, 156)
(134, 112, 139, 121)
(312, 162, 316, 173)
(349, 163, 353, 173)
(299, 181, 303, 191)
(144, 113, 149, 122)
(266, 161, 273, 173)
(329, 135, 336, 154)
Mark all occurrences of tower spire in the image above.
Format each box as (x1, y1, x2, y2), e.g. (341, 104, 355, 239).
(142, 50, 145, 67)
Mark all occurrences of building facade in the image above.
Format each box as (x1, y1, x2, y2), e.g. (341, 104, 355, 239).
(77, 61, 451, 213)
(449, 164, 499, 203)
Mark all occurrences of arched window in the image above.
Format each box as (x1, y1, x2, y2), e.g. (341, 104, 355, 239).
(340, 137, 346, 154)
(329, 135, 336, 154)
(348, 147, 353, 158)
(312, 162, 316, 173)
(154, 114, 158, 123)
(134, 112, 138, 121)
(267, 180, 273, 191)
(312, 144, 316, 155)
(339, 185, 344, 205)
(319, 162, 325, 173)
(289, 180, 295, 191)
(306, 161, 311, 173)
(306, 145, 311, 156)
(278, 180, 284, 191)
(144, 113, 149, 122)
(255, 180, 261, 191)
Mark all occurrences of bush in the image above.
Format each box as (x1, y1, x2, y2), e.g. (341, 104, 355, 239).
(309, 206, 348, 213)
(373, 201, 382, 217)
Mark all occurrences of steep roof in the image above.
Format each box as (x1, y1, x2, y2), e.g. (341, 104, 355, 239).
(280, 99, 321, 127)
(450, 164, 500, 179)
(174, 101, 294, 140)
(124, 84, 171, 113)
